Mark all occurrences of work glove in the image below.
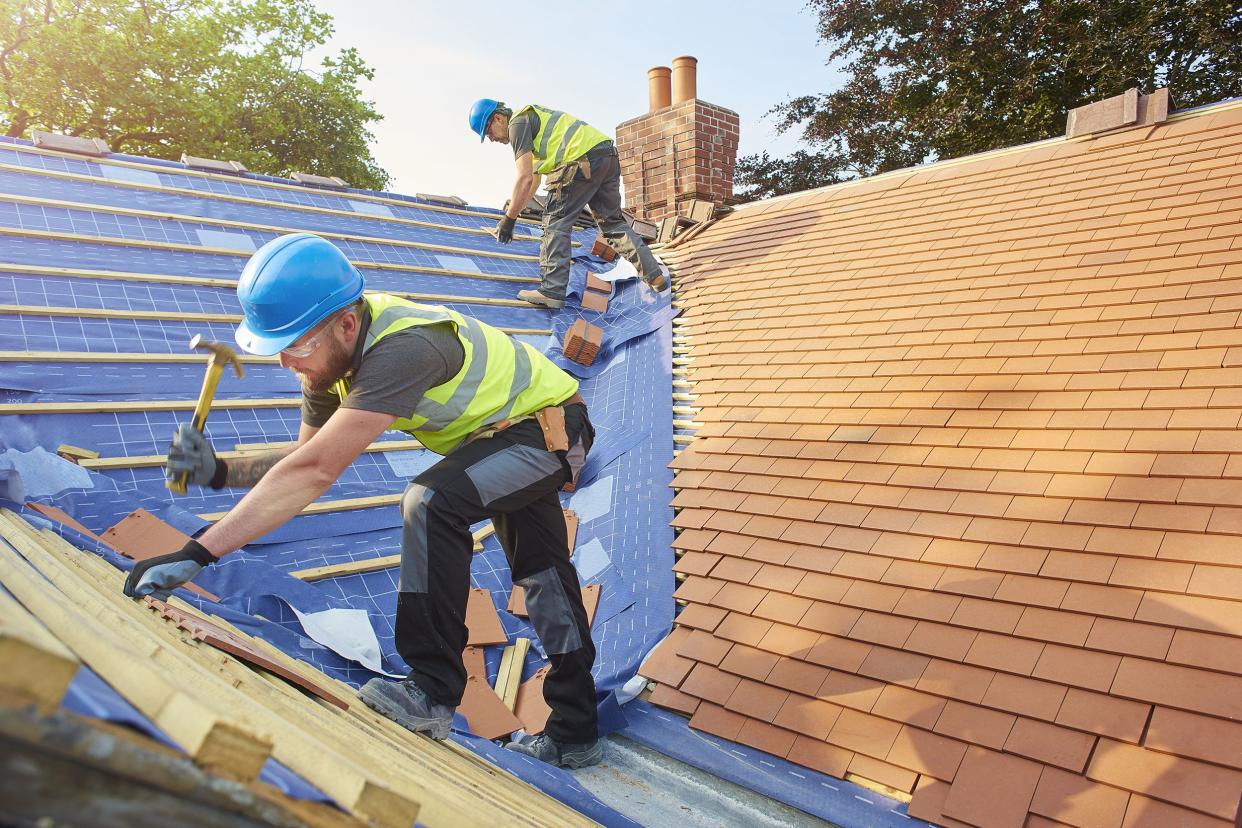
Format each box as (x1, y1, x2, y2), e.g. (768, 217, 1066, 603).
(166, 423, 227, 489)
(495, 215, 516, 244)
(122, 539, 217, 600)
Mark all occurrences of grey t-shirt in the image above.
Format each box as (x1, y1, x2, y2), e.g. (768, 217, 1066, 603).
(509, 111, 537, 160)
(301, 322, 465, 428)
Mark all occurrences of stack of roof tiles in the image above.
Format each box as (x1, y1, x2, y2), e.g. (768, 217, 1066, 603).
(563, 319, 603, 366)
(648, 100, 1242, 827)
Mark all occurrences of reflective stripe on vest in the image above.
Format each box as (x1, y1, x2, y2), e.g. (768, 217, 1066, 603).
(333, 294, 578, 455)
(517, 104, 611, 175)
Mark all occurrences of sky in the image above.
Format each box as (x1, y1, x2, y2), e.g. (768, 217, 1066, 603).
(306, 0, 844, 206)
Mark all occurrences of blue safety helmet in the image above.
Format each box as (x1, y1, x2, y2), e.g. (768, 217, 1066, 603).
(469, 98, 501, 142)
(234, 233, 365, 356)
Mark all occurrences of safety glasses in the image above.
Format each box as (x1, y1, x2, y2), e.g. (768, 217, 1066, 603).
(281, 314, 340, 358)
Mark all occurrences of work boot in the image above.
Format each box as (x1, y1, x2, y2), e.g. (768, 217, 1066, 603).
(357, 678, 454, 740)
(643, 266, 670, 292)
(505, 732, 603, 768)
(517, 288, 566, 309)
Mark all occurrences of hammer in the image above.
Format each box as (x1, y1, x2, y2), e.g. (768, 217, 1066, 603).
(167, 335, 244, 495)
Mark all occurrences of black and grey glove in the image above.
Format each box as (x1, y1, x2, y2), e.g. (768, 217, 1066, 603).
(122, 539, 217, 600)
(166, 423, 228, 489)
(495, 215, 516, 244)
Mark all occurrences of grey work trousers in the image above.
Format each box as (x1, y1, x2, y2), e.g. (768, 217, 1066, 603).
(538, 145, 661, 301)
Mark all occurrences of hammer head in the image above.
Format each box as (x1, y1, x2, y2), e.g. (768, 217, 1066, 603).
(189, 334, 244, 378)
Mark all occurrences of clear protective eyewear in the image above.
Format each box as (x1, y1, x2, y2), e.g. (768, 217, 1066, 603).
(281, 314, 340, 358)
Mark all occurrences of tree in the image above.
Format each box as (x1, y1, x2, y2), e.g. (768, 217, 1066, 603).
(736, 0, 1242, 200)
(0, 0, 389, 189)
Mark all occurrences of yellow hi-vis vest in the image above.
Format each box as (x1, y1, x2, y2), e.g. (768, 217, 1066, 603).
(332, 294, 578, 455)
(516, 104, 611, 175)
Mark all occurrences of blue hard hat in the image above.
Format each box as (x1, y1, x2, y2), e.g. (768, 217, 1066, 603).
(469, 98, 501, 142)
(234, 233, 365, 356)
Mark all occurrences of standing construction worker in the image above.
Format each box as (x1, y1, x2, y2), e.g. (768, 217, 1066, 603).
(469, 98, 668, 309)
(123, 233, 603, 769)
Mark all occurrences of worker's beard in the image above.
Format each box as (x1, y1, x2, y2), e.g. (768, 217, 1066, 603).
(295, 337, 353, 394)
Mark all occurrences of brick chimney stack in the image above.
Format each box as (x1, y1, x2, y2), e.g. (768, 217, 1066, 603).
(615, 56, 740, 223)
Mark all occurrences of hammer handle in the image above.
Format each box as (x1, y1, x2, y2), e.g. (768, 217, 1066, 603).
(167, 360, 227, 495)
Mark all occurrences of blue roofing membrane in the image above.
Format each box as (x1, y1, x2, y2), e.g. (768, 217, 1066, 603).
(0, 137, 919, 827)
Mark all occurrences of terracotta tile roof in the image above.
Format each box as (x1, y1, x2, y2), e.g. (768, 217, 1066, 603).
(653, 99, 1242, 824)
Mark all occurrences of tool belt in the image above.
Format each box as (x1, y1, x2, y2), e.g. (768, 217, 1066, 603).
(473, 391, 581, 445)
(467, 392, 586, 491)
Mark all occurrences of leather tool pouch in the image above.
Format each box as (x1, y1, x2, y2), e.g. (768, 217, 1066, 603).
(535, 406, 570, 453)
(577, 158, 592, 180)
(546, 163, 577, 194)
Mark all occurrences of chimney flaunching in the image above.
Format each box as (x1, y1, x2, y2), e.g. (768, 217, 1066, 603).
(616, 56, 739, 224)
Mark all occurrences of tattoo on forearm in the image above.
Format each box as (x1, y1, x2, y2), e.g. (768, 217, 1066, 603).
(224, 448, 295, 488)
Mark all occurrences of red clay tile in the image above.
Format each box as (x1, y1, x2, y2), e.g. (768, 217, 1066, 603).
(1087, 738, 1242, 820)
(466, 588, 508, 645)
(857, 646, 930, 688)
(942, 746, 1043, 828)
(816, 670, 887, 714)
(712, 581, 767, 615)
(512, 665, 555, 735)
(1166, 628, 1242, 675)
(674, 602, 728, 632)
(1060, 582, 1143, 619)
(1121, 794, 1234, 828)
(951, 596, 1024, 633)
(677, 629, 733, 666)
(756, 622, 820, 659)
(1134, 591, 1242, 637)
(750, 563, 805, 592)
(751, 591, 814, 625)
(1004, 717, 1096, 771)
(710, 555, 763, 583)
(983, 673, 1068, 722)
(887, 724, 968, 780)
(1055, 687, 1150, 744)
(639, 627, 697, 686)
(964, 632, 1046, 676)
(787, 734, 854, 778)
(1108, 557, 1194, 592)
(1015, 606, 1096, 646)
(773, 694, 843, 739)
(802, 634, 873, 672)
(829, 707, 903, 758)
(841, 580, 906, 612)
(993, 573, 1072, 608)
(689, 702, 747, 741)
(673, 550, 722, 576)
(871, 684, 947, 729)
(792, 570, 852, 601)
(672, 575, 725, 604)
(916, 659, 996, 704)
(934, 700, 1017, 749)
(766, 658, 831, 696)
(848, 611, 916, 648)
(904, 620, 978, 661)
(724, 678, 789, 721)
(1084, 617, 1173, 660)
(717, 643, 780, 681)
(848, 753, 918, 793)
(908, 776, 953, 824)
(1145, 706, 1242, 770)
(679, 663, 741, 706)
(1041, 549, 1118, 583)
(799, 601, 862, 636)
(648, 683, 700, 716)
(1110, 656, 1242, 720)
(1032, 644, 1121, 692)
(893, 589, 963, 622)
(735, 717, 798, 758)
(1031, 765, 1131, 828)
(714, 612, 773, 647)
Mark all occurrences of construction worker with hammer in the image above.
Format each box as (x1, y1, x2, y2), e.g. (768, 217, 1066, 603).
(469, 98, 668, 309)
(123, 232, 603, 769)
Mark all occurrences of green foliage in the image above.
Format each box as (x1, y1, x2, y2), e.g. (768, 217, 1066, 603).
(0, 0, 389, 189)
(736, 0, 1242, 200)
